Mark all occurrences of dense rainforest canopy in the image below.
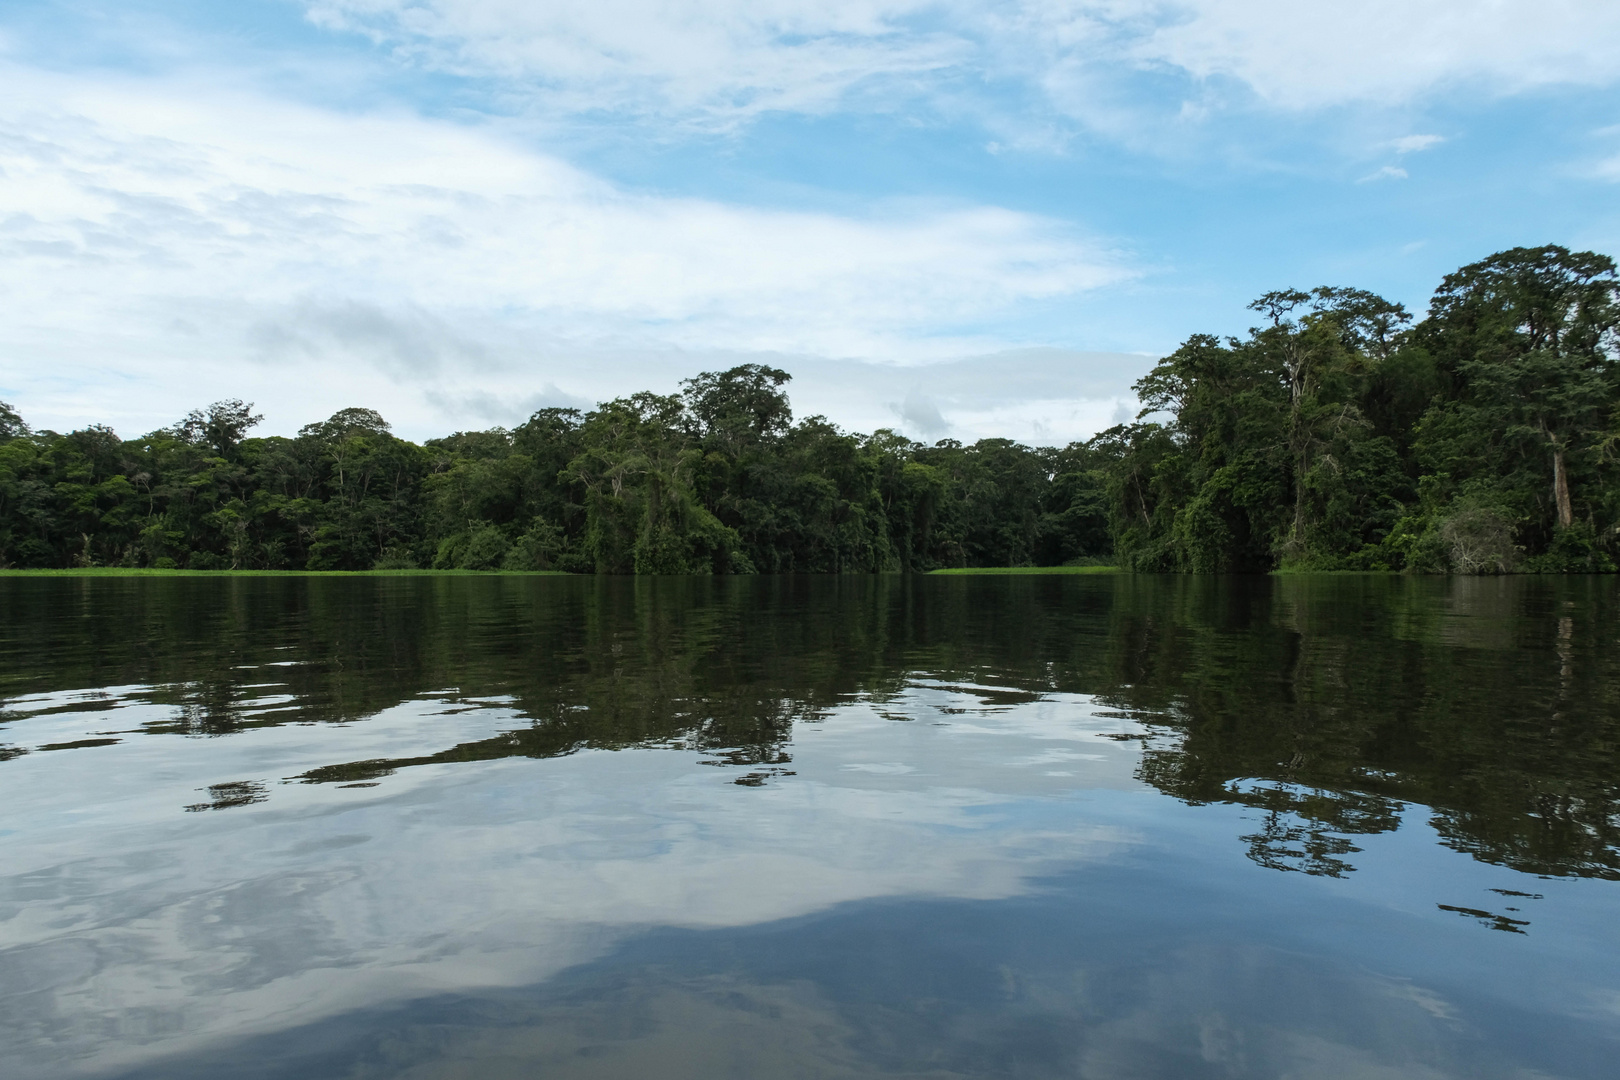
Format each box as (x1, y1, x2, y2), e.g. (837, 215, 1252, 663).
(2, 245, 1616, 574)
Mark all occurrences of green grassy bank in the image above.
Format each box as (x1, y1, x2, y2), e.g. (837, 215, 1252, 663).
(928, 565, 1120, 576)
(4, 567, 1123, 578)
(0, 568, 571, 578)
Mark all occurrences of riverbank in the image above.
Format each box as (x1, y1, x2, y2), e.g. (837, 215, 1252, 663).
(0, 568, 571, 577)
(928, 565, 1120, 575)
(7, 566, 1123, 577)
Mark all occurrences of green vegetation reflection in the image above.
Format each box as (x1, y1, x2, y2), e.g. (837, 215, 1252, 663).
(1, 574, 1615, 885)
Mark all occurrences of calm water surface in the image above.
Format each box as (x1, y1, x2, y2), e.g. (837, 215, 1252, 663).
(1, 574, 1618, 1079)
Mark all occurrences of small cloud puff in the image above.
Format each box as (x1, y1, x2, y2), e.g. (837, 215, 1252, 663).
(896, 390, 950, 439)
(1358, 165, 1409, 183)
(1392, 134, 1445, 154)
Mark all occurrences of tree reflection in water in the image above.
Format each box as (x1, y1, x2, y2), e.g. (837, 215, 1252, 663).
(1, 573, 1616, 881)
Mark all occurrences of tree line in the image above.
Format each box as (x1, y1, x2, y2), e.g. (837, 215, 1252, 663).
(0, 368, 1109, 573)
(1, 244, 1615, 573)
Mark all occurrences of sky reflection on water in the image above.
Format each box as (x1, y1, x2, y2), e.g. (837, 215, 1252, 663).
(1, 574, 1617, 1078)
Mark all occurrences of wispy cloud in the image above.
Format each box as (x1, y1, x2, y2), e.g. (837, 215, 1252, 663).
(1392, 134, 1445, 154)
(3, 2, 1614, 440)
(1, 68, 1121, 349)
(1126, 1, 1620, 109)
(0, 65, 1128, 434)
(304, 0, 963, 129)
(302, 0, 1620, 131)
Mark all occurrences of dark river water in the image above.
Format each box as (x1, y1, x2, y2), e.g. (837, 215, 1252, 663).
(1, 573, 1618, 1079)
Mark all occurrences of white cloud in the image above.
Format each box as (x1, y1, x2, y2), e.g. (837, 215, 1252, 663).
(789, 349, 1153, 444)
(897, 388, 952, 436)
(303, 0, 1620, 126)
(1128, 1, 1620, 109)
(0, 66, 1126, 437)
(1392, 133, 1445, 154)
(306, 0, 960, 126)
(1358, 165, 1408, 183)
(10, 4, 1604, 441)
(1592, 125, 1620, 182)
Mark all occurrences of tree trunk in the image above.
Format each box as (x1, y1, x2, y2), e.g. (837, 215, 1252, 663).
(1292, 446, 1308, 551)
(1551, 442, 1573, 529)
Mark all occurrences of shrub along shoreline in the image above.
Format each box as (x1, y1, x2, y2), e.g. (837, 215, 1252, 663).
(3, 245, 1616, 575)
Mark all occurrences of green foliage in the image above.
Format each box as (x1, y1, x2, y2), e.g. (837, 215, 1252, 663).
(0, 376, 1117, 574)
(501, 518, 566, 571)
(0, 401, 32, 443)
(1098, 245, 1619, 574)
(373, 546, 419, 570)
(4, 245, 1615, 575)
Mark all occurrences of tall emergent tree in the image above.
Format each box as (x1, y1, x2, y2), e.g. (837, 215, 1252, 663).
(1417, 246, 1619, 535)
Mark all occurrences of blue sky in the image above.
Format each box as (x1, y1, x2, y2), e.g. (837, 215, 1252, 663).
(3, 0, 1618, 443)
